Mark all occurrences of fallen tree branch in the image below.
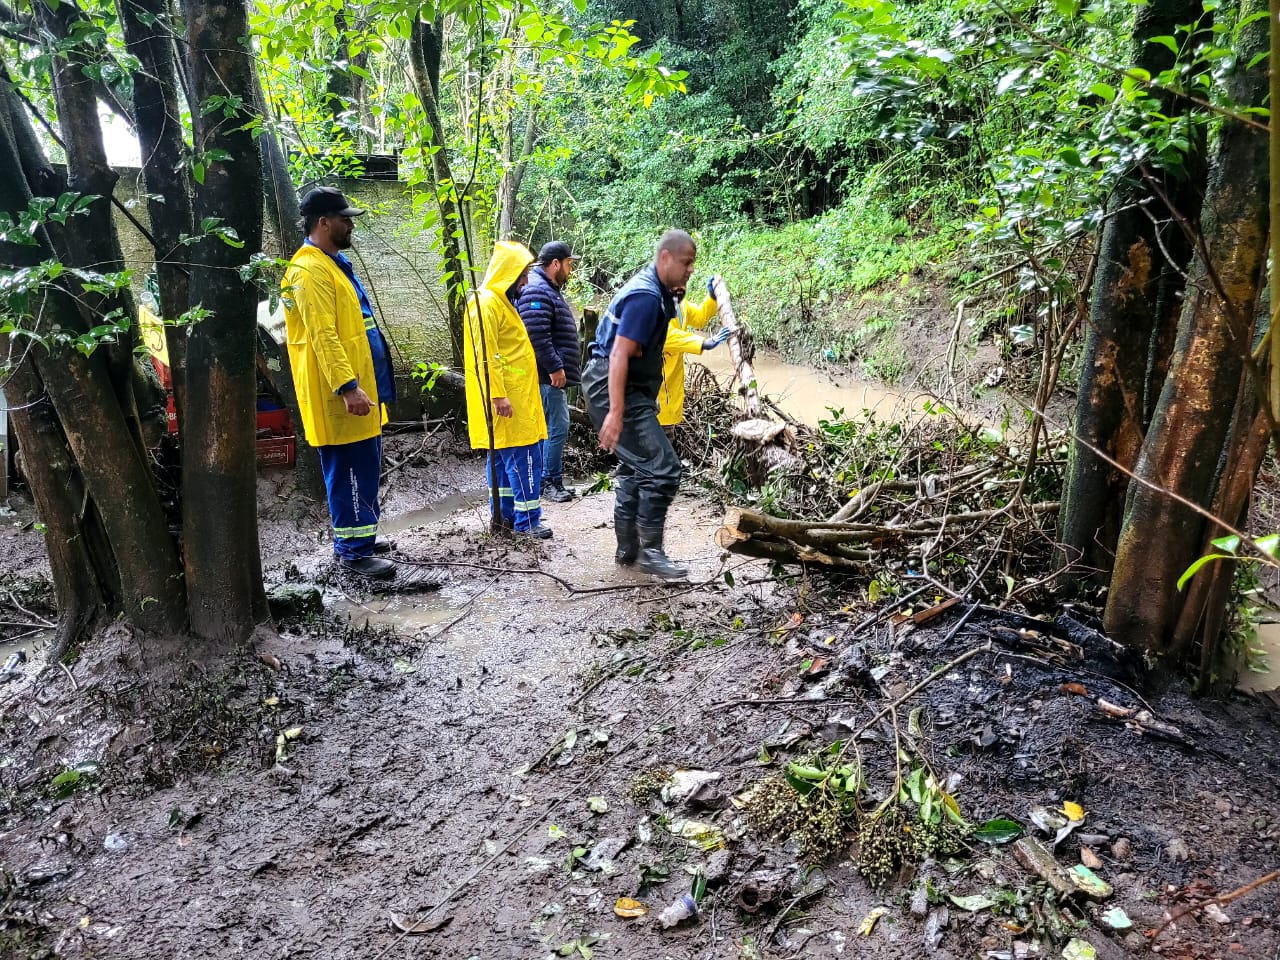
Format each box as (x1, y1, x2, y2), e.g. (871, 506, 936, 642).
(1152, 868, 1280, 941)
(710, 277, 760, 418)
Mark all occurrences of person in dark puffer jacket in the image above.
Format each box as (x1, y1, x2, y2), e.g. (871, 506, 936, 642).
(516, 240, 581, 502)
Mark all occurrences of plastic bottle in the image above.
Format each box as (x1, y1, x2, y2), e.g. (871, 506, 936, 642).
(658, 893, 698, 929)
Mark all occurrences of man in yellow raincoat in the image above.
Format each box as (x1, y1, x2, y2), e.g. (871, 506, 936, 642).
(657, 277, 729, 430)
(464, 241, 553, 539)
(282, 187, 397, 579)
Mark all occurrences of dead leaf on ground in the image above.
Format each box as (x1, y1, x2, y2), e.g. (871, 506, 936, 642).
(858, 906, 889, 934)
(1060, 682, 1088, 696)
(614, 897, 648, 919)
(1080, 846, 1103, 869)
(388, 911, 451, 934)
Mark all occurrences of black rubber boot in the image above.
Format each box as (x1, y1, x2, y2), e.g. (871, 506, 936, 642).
(341, 555, 397, 580)
(636, 525, 688, 580)
(615, 517, 638, 565)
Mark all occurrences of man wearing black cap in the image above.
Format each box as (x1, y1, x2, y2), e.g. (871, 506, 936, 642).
(281, 186, 397, 578)
(516, 241, 581, 504)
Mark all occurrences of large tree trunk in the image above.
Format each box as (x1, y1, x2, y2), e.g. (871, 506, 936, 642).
(3, 357, 108, 657)
(1, 69, 188, 638)
(180, 0, 268, 639)
(252, 68, 326, 501)
(117, 0, 194, 430)
(410, 15, 469, 367)
(325, 9, 371, 149)
(1057, 0, 1203, 587)
(34, 0, 148, 457)
(1103, 0, 1269, 658)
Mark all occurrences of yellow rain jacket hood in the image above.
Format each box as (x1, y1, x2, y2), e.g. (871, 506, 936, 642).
(464, 241, 546, 450)
(658, 292, 719, 426)
(282, 244, 387, 448)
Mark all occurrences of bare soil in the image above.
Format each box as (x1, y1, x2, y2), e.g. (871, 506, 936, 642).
(1, 433, 1278, 960)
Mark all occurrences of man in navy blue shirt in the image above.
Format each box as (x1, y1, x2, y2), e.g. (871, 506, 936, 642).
(583, 230, 697, 580)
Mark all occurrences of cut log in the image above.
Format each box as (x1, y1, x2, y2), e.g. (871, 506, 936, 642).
(717, 503, 1060, 570)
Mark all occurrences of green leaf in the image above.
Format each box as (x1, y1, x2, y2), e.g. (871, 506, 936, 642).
(1088, 82, 1116, 103)
(973, 818, 1023, 844)
(1148, 36, 1179, 54)
(1211, 535, 1241, 554)
(949, 892, 998, 912)
(995, 68, 1024, 96)
(1255, 534, 1280, 559)
(1177, 553, 1233, 591)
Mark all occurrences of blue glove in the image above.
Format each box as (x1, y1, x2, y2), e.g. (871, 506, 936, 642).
(707, 276, 721, 299)
(703, 328, 731, 351)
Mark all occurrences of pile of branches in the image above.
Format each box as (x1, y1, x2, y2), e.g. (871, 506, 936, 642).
(673, 365, 1066, 605)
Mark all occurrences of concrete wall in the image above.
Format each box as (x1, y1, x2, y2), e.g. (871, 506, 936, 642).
(111, 170, 451, 372)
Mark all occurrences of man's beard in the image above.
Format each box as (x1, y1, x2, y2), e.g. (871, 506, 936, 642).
(335, 232, 353, 250)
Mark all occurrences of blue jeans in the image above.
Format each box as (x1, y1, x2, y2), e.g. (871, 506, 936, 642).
(540, 383, 570, 486)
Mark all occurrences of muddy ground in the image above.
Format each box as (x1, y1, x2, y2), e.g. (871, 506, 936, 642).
(1, 432, 1278, 960)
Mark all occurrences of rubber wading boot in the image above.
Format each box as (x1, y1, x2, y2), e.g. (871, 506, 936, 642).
(636, 525, 688, 580)
(341, 555, 397, 580)
(615, 517, 638, 565)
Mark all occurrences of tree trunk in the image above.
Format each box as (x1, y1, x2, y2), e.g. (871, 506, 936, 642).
(4, 357, 107, 658)
(252, 68, 326, 501)
(1057, 0, 1203, 587)
(325, 9, 371, 149)
(34, 0, 148, 457)
(1, 69, 188, 637)
(1103, 0, 1270, 657)
(117, 0, 194, 430)
(410, 15, 469, 367)
(180, 0, 268, 640)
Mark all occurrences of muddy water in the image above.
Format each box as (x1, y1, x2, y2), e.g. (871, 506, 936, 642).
(378, 489, 486, 535)
(695, 347, 928, 427)
(1241, 621, 1280, 694)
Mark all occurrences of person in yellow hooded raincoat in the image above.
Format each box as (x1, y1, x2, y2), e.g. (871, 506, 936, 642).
(282, 186, 397, 579)
(464, 240, 552, 538)
(657, 276, 729, 429)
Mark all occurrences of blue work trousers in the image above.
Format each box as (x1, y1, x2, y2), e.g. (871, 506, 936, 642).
(540, 384, 570, 486)
(488, 443, 544, 532)
(318, 434, 382, 559)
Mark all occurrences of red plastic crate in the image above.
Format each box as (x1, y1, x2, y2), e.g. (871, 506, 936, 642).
(256, 406, 291, 437)
(256, 435, 296, 468)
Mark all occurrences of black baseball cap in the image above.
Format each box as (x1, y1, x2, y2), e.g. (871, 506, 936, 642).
(299, 186, 365, 218)
(536, 240, 579, 264)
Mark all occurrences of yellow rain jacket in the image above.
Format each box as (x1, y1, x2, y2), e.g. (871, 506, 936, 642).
(281, 244, 386, 448)
(657, 293, 719, 426)
(464, 241, 546, 450)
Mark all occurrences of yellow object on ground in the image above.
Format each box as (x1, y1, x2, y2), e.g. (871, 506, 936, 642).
(657, 293, 718, 426)
(281, 244, 384, 448)
(464, 241, 546, 450)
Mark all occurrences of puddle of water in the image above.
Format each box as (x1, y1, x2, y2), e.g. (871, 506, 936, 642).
(0, 629, 53, 688)
(381, 490, 486, 535)
(695, 348, 927, 428)
(330, 591, 462, 635)
(1240, 622, 1280, 694)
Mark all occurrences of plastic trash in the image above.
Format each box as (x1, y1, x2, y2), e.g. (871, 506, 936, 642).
(0, 650, 27, 683)
(657, 892, 697, 929)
